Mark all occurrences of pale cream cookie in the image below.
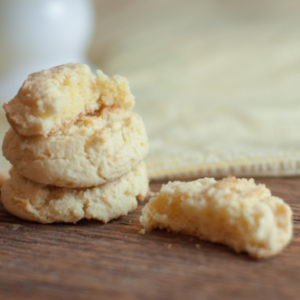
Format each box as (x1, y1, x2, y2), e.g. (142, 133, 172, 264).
(3, 63, 134, 137)
(3, 107, 148, 188)
(1, 163, 148, 224)
(140, 177, 292, 258)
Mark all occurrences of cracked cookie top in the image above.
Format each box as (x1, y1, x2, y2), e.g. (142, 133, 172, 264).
(3, 63, 134, 137)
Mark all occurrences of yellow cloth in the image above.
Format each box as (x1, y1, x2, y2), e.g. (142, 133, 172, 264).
(90, 0, 300, 179)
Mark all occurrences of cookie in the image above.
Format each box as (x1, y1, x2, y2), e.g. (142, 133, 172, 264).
(140, 177, 292, 258)
(1, 162, 148, 224)
(3, 107, 148, 188)
(3, 63, 134, 137)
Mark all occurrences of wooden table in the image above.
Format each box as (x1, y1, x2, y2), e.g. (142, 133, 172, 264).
(0, 177, 299, 300)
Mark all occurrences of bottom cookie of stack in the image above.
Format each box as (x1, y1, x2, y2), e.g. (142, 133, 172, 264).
(1, 162, 148, 224)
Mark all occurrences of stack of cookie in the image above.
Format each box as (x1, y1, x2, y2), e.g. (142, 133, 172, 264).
(1, 64, 149, 223)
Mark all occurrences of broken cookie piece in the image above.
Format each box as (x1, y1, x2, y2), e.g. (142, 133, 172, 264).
(140, 177, 292, 259)
(3, 63, 134, 137)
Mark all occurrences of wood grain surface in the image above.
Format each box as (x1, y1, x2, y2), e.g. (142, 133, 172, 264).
(0, 177, 299, 300)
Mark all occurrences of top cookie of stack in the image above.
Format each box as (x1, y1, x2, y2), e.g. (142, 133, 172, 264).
(2, 63, 148, 188)
(4, 63, 134, 137)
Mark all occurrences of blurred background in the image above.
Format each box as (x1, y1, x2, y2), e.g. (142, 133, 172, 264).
(1, 0, 300, 180)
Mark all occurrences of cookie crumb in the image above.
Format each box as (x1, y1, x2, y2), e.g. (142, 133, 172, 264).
(139, 228, 146, 235)
(10, 224, 22, 231)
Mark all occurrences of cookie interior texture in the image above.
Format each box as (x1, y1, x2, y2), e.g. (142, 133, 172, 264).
(3, 63, 134, 137)
(140, 177, 292, 258)
(3, 107, 148, 188)
(1, 163, 148, 224)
